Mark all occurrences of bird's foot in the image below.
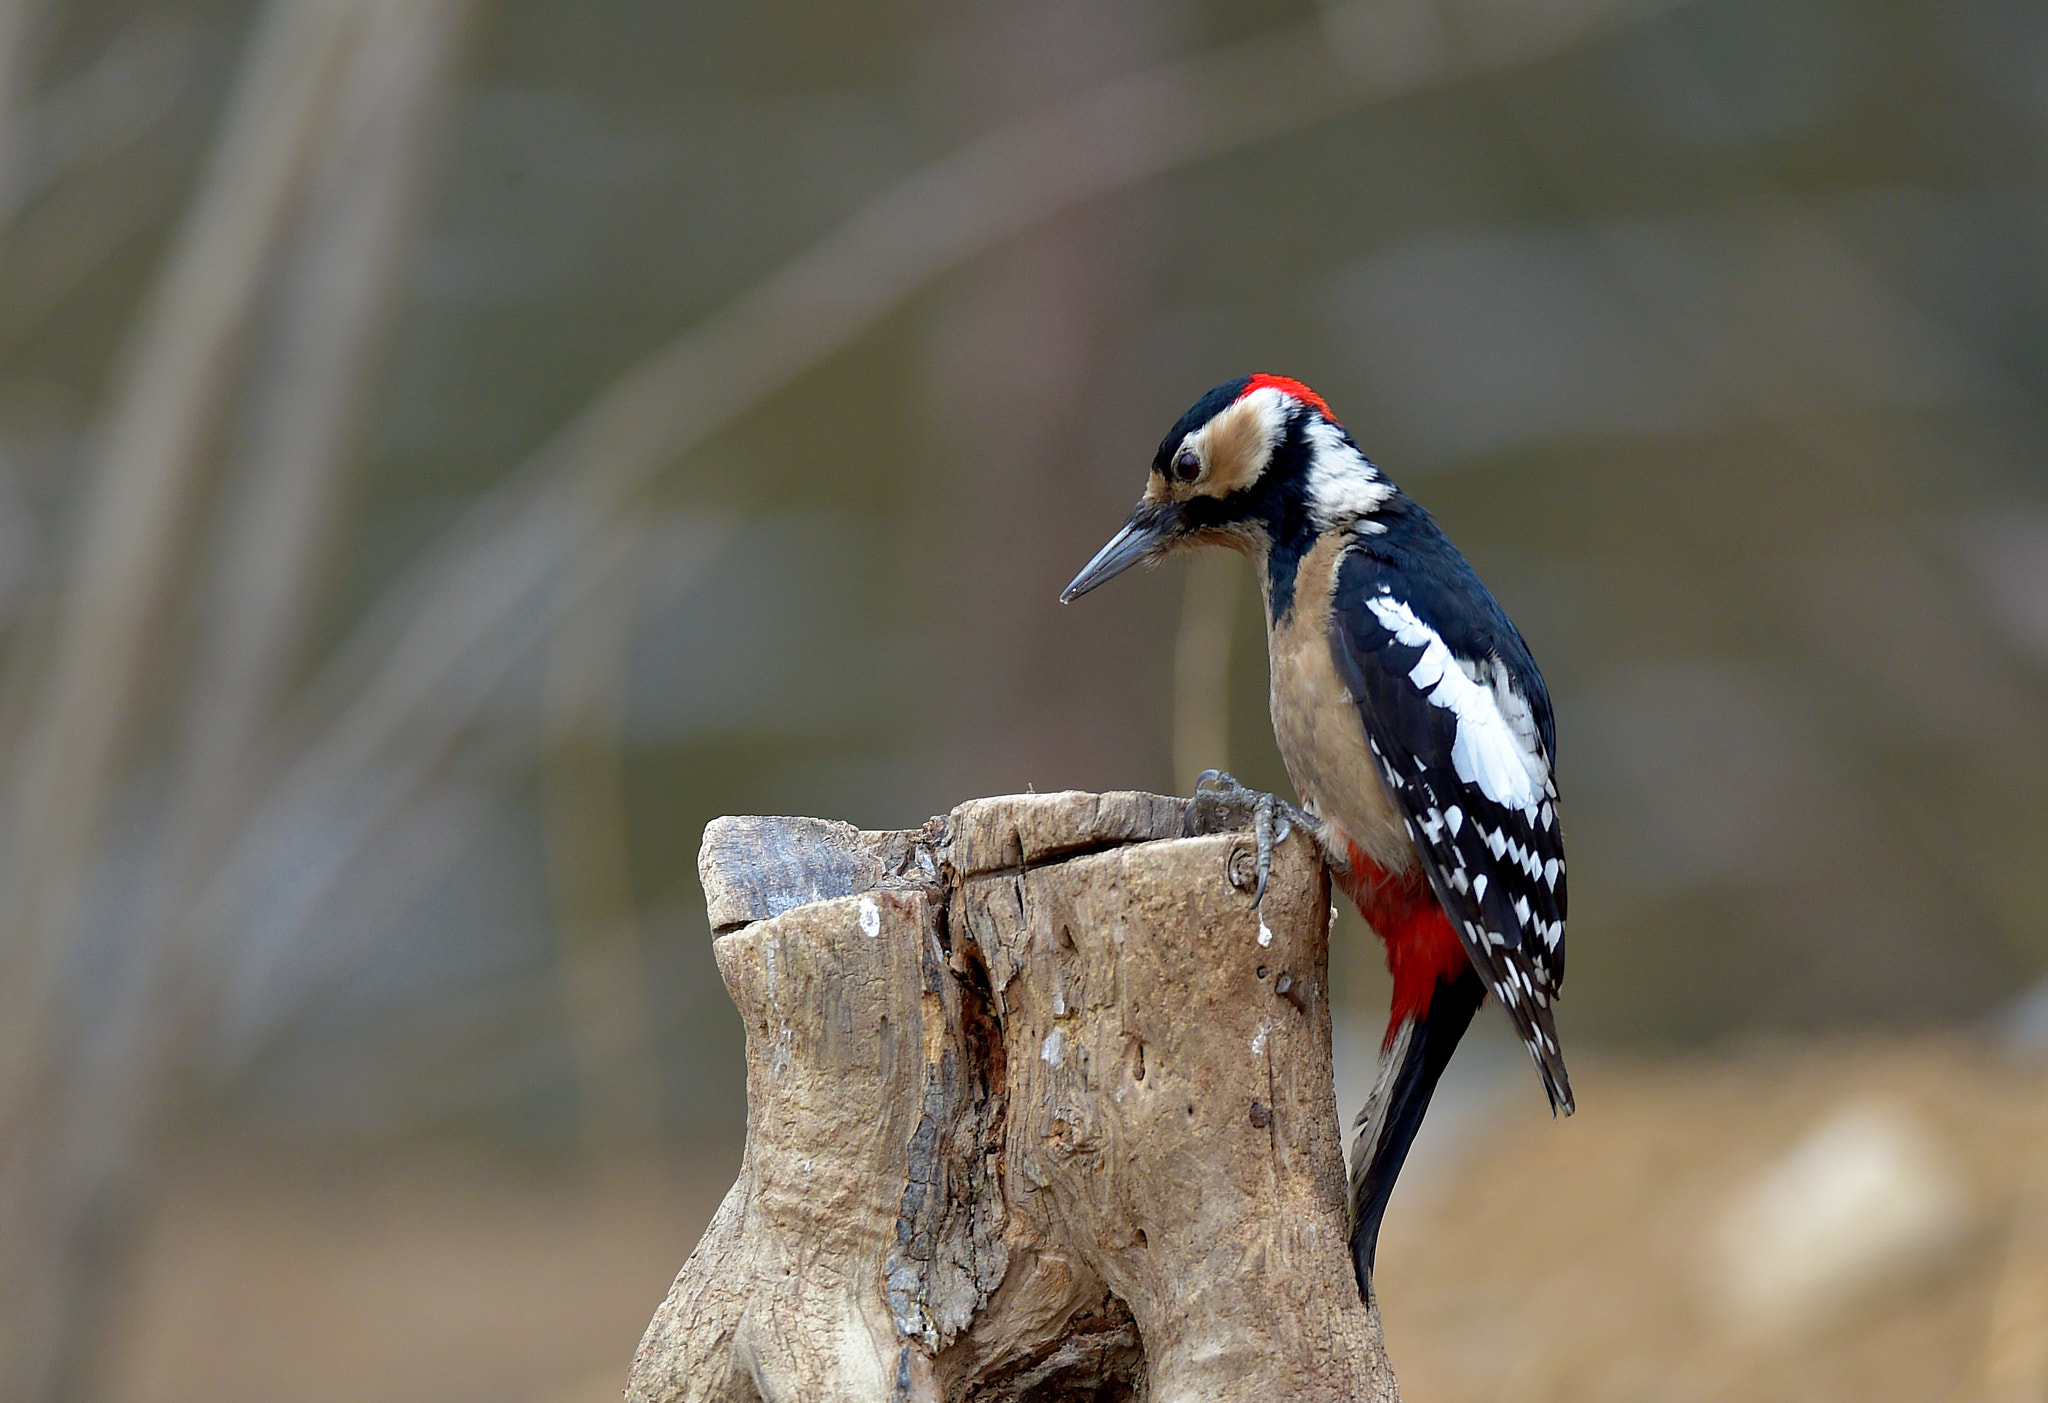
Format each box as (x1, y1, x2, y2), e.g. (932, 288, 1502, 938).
(1188, 770, 1315, 908)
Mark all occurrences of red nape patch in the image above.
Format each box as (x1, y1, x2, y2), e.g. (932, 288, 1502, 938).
(1337, 839, 1470, 1050)
(1239, 373, 1335, 420)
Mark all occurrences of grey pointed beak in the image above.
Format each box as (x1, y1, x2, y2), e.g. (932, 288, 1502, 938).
(1060, 502, 1183, 603)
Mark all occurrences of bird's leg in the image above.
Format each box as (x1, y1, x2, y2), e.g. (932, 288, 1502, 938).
(1188, 770, 1316, 908)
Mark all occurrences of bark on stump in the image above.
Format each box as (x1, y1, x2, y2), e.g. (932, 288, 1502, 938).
(628, 790, 1400, 1403)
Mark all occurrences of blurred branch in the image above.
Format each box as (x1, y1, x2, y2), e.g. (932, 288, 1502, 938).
(0, 0, 47, 226)
(543, 520, 662, 1152)
(0, 9, 195, 224)
(199, 513, 735, 1077)
(139, 0, 479, 1155)
(0, 116, 192, 347)
(0, 10, 203, 349)
(221, 0, 1672, 977)
(0, 0, 358, 1177)
(177, 0, 473, 867)
(0, 0, 474, 1393)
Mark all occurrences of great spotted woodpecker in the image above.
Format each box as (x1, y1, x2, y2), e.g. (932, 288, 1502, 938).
(1061, 374, 1572, 1295)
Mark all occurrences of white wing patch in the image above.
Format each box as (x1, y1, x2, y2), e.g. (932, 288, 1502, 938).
(1364, 594, 1551, 811)
(1485, 655, 1544, 760)
(1303, 417, 1393, 529)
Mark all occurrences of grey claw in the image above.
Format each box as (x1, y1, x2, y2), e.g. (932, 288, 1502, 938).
(1187, 770, 1312, 906)
(1253, 794, 1276, 910)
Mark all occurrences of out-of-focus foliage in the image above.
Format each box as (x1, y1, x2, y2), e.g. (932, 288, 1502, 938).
(1, 0, 2046, 1392)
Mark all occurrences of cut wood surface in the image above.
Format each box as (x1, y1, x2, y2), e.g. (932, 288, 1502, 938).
(629, 790, 1399, 1403)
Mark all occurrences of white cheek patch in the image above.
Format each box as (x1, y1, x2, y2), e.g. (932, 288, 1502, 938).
(1191, 385, 1290, 493)
(1303, 418, 1393, 527)
(1365, 595, 1551, 811)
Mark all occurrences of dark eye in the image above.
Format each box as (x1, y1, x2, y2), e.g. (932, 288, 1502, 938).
(1174, 449, 1202, 482)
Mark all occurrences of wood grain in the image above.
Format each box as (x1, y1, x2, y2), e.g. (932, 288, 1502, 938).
(630, 791, 1398, 1403)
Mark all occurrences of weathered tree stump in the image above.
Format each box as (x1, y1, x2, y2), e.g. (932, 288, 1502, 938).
(628, 790, 1400, 1403)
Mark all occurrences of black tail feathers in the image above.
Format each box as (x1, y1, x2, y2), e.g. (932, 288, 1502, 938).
(1347, 967, 1486, 1297)
(1523, 1000, 1575, 1116)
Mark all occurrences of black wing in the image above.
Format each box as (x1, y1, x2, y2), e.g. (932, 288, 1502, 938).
(1329, 521, 1573, 1114)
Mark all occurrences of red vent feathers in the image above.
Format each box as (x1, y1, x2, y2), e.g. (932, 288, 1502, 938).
(1239, 374, 1334, 420)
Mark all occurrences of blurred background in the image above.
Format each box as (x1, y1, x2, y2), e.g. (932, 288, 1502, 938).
(0, 0, 2045, 1397)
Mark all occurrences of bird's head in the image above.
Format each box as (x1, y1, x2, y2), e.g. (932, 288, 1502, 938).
(1060, 374, 1388, 602)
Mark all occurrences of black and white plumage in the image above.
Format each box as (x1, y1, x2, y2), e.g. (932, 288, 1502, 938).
(1329, 509, 1572, 1111)
(1061, 374, 1575, 1294)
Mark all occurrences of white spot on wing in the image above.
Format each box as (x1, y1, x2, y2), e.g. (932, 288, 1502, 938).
(1041, 1029, 1064, 1066)
(1365, 595, 1551, 809)
(858, 897, 881, 938)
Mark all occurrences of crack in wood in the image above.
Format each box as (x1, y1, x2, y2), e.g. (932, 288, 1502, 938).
(630, 791, 1398, 1403)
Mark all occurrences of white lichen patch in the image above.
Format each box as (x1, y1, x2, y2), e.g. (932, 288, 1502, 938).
(858, 896, 881, 938)
(1041, 1029, 1065, 1067)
